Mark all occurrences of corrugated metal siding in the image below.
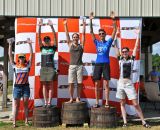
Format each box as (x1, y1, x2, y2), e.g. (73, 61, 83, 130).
(0, 0, 4, 15)
(28, 0, 39, 16)
(74, 0, 85, 16)
(61, 0, 73, 16)
(142, 0, 152, 16)
(95, 0, 107, 16)
(4, 0, 15, 16)
(39, 0, 51, 16)
(153, 0, 160, 16)
(1, 0, 160, 17)
(16, 0, 27, 16)
(130, 0, 141, 16)
(84, 0, 96, 16)
(119, 0, 130, 16)
(107, 0, 119, 16)
(51, 0, 62, 16)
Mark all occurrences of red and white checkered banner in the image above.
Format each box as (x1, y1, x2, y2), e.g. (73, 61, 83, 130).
(14, 18, 141, 120)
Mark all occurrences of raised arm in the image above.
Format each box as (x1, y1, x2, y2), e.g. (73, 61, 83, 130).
(89, 12, 96, 41)
(114, 29, 121, 57)
(132, 28, 140, 57)
(7, 38, 14, 64)
(63, 19, 71, 46)
(38, 19, 43, 47)
(110, 11, 117, 40)
(81, 18, 86, 46)
(48, 20, 57, 46)
(26, 38, 33, 66)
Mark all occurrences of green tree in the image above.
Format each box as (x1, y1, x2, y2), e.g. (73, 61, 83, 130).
(152, 53, 160, 71)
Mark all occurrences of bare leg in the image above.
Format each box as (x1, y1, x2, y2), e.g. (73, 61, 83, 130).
(95, 80, 100, 105)
(42, 82, 48, 105)
(132, 99, 146, 124)
(120, 99, 127, 124)
(13, 99, 20, 126)
(104, 80, 110, 106)
(68, 83, 74, 103)
(23, 97, 29, 124)
(48, 81, 53, 105)
(76, 83, 82, 102)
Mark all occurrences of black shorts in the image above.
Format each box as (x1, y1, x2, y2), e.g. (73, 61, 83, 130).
(93, 63, 110, 81)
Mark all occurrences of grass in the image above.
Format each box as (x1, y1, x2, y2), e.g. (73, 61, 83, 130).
(0, 120, 160, 130)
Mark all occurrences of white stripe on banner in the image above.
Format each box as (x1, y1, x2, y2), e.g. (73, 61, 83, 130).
(15, 33, 36, 54)
(36, 18, 58, 33)
(34, 98, 57, 107)
(81, 19, 101, 34)
(28, 76, 35, 100)
(120, 18, 142, 39)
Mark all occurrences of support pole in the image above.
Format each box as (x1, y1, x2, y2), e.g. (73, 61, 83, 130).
(2, 39, 8, 109)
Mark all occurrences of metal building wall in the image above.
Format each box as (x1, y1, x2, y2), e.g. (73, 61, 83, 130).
(0, 0, 160, 17)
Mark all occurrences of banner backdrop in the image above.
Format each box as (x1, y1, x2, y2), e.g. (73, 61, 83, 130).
(14, 18, 141, 120)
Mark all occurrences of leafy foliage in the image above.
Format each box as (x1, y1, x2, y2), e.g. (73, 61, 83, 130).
(152, 54, 160, 71)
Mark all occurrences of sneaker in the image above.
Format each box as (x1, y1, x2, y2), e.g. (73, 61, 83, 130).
(143, 123, 151, 128)
(43, 104, 47, 108)
(122, 123, 127, 127)
(104, 104, 110, 108)
(47, 104, 52, 108)
(93, 104, 100, 108)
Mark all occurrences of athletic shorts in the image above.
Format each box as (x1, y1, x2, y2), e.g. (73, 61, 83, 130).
(116, 79, 137, 100)
(92, 63, 110, 81)
(13, 84, 30, 99)
(68, 65, 83, 84)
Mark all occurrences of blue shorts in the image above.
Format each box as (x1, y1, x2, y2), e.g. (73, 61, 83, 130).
(13, 84, 30, 99)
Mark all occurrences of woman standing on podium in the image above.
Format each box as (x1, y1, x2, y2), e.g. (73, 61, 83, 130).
(38, 19, 57, 108)
(115, 28, 151, 128)
(90, 12, 117, 108)
(8, 38, 33, 127)
(63, 17, 86, 103)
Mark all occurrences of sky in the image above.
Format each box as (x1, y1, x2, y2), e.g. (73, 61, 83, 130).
(0, 47, 3, 57)
(152, 42, 160, 55)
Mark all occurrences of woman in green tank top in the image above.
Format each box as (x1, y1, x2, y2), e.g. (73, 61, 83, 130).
(38, 19, 57, 108)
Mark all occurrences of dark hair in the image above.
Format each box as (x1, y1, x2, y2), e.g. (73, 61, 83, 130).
(122, 47, 129, 52)
(72, 33, 79, 38)
(43, 36, 51, 43)
(98, 28, 106, 34)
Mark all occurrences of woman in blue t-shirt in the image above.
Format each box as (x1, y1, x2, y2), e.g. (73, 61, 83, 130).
(90, 12, 117, 108)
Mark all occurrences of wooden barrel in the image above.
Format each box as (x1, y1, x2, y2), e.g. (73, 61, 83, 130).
(90, 107, 117, 128)
(32, 106, 60, 127)
(61, 101, 89, 125)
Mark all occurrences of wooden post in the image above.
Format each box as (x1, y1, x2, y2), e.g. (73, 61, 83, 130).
(2, 39, 8, 109)
(144, 46, 149, 80)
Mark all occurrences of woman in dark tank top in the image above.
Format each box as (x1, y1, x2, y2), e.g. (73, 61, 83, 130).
(63, 18, 86, 103)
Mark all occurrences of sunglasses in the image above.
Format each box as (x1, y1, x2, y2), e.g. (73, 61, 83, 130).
(73, 37, 79, 38)
(122, 51, 128, 53)
(19, 56, 25, 59)
(99, 33, 105, 35)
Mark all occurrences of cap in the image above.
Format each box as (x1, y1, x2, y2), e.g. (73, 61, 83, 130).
(18, 53, 26, 58)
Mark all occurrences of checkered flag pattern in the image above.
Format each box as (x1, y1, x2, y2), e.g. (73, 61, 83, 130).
(14, 18, 142, 119)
